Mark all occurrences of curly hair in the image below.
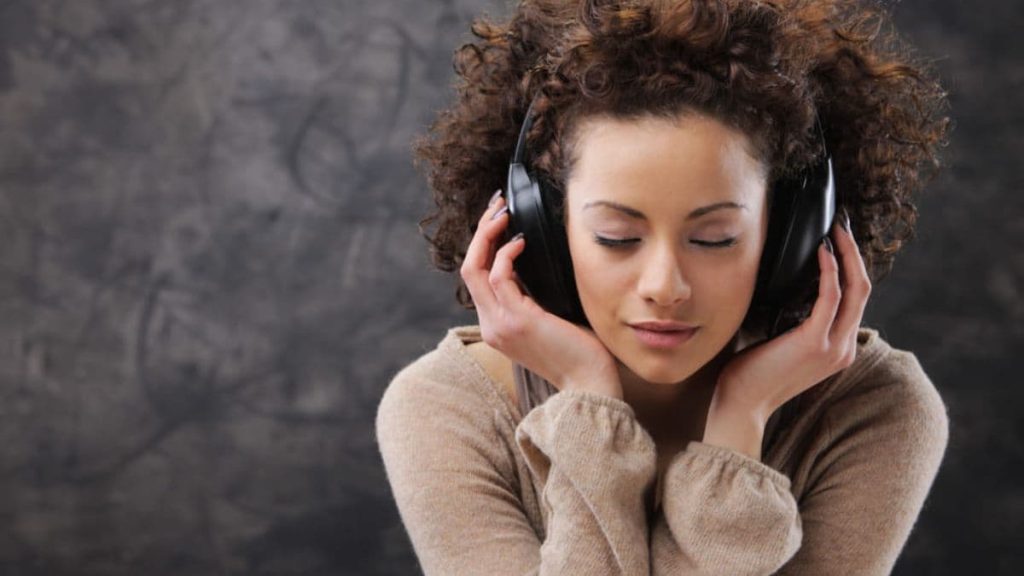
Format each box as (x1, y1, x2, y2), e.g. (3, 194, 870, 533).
(413, 0, 950, 333)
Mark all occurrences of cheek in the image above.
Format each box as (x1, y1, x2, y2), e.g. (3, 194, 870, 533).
(567, 236, 631, 321)
(704, 247, 762, 294)
(706, 246, 765, 321)
(570, 244, 621, 298)
(678, 259, 754, 314)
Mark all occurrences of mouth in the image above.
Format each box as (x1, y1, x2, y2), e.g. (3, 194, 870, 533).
(629, 325, 699, 349)
(629, 320, 699, 332)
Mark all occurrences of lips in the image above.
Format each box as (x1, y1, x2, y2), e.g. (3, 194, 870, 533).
(630, 324, 698, 349)
(629, 320, 699, 332)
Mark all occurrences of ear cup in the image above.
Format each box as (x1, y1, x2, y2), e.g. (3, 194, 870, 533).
(505, 162, 590, 326)
(752, 155, 836, 310)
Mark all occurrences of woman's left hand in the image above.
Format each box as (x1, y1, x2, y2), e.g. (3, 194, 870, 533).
(712, 211, 872, 427)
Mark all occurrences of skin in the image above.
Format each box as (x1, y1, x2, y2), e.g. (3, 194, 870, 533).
(460, 109, 872, 464)
(563, 112, 770, 450)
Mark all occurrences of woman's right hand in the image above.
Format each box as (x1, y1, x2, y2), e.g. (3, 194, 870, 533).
(460, 190, 623, 399)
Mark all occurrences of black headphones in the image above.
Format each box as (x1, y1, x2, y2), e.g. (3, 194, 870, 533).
(503, 96, 836, 338)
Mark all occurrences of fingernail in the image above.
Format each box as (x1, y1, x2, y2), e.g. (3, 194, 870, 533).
(510, 231, 524, 242)
(488, 189, 503, 207)
(490, 205, 509, 221)
(823, 236, 834, 254)
(839, 207, 851, 232)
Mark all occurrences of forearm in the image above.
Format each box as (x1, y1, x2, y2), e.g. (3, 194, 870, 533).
(648, 392, 799, 574)
(515, 389, 656, 574)
(650, 441, 802, 575)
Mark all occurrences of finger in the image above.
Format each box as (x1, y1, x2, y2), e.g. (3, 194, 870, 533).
(828, 219, 872, 342)
(489, 232, 528, 309)
(802, 234, 842, 342)
(460, 192, 508, 310)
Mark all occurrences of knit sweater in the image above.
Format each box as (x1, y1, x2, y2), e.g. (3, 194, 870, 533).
(375, 325, 949, 575)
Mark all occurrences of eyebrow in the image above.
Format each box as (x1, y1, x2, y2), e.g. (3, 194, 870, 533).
(582, 200, 748, 220)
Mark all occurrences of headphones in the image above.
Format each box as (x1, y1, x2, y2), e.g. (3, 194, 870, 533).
(503, 96, 836, 339)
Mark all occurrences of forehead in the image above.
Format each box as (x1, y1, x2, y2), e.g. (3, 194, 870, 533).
(565, 112, 768, 212)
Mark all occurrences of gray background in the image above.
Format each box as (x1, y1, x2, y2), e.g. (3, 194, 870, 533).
(0, 0, 1019, 574)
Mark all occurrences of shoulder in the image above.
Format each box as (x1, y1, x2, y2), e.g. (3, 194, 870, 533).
(817, 327, 949, 461)
(375, 325, 519, 463)
(832, 328, 947, 426)
(772, 329, 951, 574)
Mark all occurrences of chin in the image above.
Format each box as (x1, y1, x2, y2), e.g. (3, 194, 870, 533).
(612, 327, 738, 386)
(616, 353, 700, 385)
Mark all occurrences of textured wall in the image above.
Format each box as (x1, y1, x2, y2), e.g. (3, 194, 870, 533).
(0, 0, 1018, 574)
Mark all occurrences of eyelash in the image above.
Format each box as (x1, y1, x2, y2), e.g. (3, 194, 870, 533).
(593, 235, 738, 249)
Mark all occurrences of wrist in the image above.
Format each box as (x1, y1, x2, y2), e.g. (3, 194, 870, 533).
(561, 364, 623, 400)
(702, 391, 768, 461)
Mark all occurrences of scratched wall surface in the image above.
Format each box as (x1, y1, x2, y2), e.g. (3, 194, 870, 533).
(0, 0, 1018, 575)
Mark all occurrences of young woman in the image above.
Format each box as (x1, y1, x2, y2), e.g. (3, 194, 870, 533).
(377, 1, 951, 574)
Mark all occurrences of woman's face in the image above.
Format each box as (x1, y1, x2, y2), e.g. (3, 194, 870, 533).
(565, 112, 770, 385)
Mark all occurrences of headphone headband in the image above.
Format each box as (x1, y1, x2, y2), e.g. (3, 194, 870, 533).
(512, 97, 538, 165)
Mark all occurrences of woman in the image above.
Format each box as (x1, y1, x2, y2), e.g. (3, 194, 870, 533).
(377, 1, 951, 574)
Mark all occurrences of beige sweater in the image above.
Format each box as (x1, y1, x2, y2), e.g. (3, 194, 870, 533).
(375, 325, 949, 575)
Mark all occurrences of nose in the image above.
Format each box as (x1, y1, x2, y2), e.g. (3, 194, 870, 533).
(636, 244, 692, 307)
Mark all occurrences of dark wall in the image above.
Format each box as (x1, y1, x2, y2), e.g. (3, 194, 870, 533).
(0, 1, 1018, 574)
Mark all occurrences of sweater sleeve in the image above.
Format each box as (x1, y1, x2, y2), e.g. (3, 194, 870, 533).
(772, 352, 949, 575)
(376, 362, 657, 575)
(650, 441, 803, 575)
(376, 365, 547, 575)
(513, 388, 658, 575)
(649, 350, 949, 576)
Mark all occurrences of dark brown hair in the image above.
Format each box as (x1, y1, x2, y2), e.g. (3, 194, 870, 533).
(413, 0, 950, 332)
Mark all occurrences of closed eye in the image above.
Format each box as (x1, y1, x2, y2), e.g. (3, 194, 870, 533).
(592, 235, 738, 249)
